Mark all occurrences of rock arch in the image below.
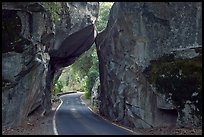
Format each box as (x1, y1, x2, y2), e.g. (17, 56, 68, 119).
(2, 2, 202, 129)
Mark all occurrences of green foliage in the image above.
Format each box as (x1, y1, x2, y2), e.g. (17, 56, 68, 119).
(96, 2, 114, 32)
(55, 2, 113, 98)
(67, 46, 99, 93)
(87, 70, 99, 91)
(71, 47, 95, 77)
(144, 53, 202, 118)
(81, 76, 89, 98)
(52, 80, 63, 95)
(84, 91, 91, 99)
(84, 69, 99, 99)
(42, 2, 113, 30)
(58, 66, 82, 92)
(42, 2, 62, 24)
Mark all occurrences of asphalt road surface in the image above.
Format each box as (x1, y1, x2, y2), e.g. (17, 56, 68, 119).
(55, 92, 133, 135)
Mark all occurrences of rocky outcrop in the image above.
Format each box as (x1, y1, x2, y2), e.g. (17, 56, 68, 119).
(49, 2, 99, 69)
(96, 2, 202, 128)
(2, 2, 53, 128)
(2, 2, 99, 128)
(45, 2, 99, 104)
(4, 1, 201, 130)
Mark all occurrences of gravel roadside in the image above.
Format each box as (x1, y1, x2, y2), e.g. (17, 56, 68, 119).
(3, 94, 201, 135)
(2, 99, 61, 135)
(80, 95, 202, 135)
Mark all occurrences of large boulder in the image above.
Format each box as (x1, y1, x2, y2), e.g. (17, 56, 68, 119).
(44, 3, 99, 104)
(2, 2, 54, 128)
(49, 2, 99, 69)
(96, 2, 202, 128)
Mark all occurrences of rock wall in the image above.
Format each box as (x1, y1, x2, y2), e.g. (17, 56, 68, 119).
(96, 2, 202, 128)
(2, 2, 53, 128)
(2, 2, 99, 128)
(3, 2, 201, 129)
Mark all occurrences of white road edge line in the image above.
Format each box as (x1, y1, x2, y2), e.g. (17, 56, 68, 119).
(53, 97, 63, 135)
(79, 95, 138, 135)
(53, 93, 76, 135)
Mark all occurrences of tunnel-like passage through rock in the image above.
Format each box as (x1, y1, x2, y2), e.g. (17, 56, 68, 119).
(2, 2, 99, 128)
(2, 2, 202, 130)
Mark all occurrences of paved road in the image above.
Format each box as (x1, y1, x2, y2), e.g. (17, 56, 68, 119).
(55, 92, 133, 135)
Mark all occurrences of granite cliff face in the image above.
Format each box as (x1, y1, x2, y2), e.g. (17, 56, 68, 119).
(2, 2, 99, 128)
(2, 2, 201, 130)
(49, 2, 99, 68)
(2, 2, 53, 128)
(96, 2, 202, 128)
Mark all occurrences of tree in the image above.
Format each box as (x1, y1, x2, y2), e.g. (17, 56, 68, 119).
(57, 2, 114, 98)
(96, 2, 114, 32)
(52, 80, 63, 95)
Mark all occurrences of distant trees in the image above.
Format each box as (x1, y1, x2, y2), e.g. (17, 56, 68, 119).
(42, 2, 63, 24)
(52, 80, 63, 95)
(57, 2, 114, 98)
(96, 2, 114, 32)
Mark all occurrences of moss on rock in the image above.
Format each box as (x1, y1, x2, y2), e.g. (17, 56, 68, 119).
(144, 50, 202, 119)
(42, 2, 64, 24)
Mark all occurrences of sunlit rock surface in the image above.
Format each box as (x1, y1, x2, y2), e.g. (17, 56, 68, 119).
(96, 2, 202, 128)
